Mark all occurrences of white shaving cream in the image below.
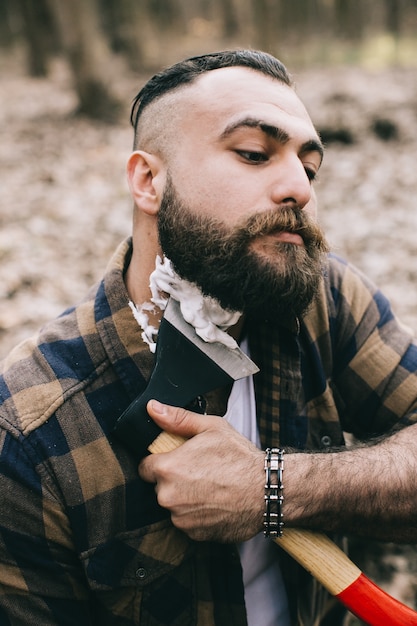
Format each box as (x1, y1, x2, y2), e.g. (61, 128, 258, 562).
(130, 256, 241, 353)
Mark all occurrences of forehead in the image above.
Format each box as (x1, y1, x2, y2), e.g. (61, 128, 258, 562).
(175, 66, 315, 138)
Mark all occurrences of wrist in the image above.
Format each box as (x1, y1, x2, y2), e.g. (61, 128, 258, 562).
(263, 448, 285, 537)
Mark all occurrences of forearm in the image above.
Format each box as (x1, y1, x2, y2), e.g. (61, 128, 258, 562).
(284, 424, 417, 542)
(140, 402, 417, 543)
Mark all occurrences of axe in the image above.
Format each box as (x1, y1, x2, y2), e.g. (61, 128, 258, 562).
(114, 298, 417, 625)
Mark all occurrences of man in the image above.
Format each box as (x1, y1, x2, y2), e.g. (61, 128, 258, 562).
(0, 50, 416, 626)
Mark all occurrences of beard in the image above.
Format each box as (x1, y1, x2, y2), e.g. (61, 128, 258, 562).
(157, 175, 330, 322)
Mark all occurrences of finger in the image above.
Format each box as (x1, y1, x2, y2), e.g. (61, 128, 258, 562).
(138, 455, 157, 483)
(146, 400, 222, 438)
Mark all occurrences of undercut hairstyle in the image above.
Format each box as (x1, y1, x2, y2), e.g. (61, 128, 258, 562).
(130, 50, 293, 150)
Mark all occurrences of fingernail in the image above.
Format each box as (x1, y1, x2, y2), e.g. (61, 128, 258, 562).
(150, 400, 167, 414)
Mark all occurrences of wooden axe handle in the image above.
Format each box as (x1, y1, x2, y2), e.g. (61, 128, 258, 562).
(148, 430, 417, 625)
(148, 431, 187, 453)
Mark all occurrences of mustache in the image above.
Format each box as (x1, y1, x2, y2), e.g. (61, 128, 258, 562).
(235, 206, 330, 252)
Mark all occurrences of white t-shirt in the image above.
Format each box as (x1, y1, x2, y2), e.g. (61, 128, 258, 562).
(224, 338, 290, 626)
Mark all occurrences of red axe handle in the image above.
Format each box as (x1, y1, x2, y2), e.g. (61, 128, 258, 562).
(278, 528, 417, 625)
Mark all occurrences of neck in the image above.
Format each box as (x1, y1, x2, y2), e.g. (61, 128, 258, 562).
(125, 223, 163, 314)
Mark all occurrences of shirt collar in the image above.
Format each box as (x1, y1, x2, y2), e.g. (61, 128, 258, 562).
(95, 238, 155, 396)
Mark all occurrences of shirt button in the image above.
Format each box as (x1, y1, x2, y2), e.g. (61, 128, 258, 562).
(321, 435, 332, 447)
(135, 567, 147, 579)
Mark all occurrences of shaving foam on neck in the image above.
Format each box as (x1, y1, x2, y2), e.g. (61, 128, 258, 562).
(130, 255, 241, 353)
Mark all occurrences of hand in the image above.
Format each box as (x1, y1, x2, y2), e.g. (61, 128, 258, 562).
(139, 400, 265, 542)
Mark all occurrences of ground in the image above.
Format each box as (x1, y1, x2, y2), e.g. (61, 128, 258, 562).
(1, 53, 417, 619)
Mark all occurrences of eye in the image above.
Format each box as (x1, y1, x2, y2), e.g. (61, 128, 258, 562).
(304, 166, 318, 182)
(236, 150, 268, 164)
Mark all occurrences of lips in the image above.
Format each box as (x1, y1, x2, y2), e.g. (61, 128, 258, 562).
(250, 229, 305, 256)
(272, 231, 304, 245)
(237, 206, 329, 255)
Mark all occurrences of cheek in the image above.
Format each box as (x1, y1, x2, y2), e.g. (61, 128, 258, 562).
(185, 178, 244, 223)
(168, 159, 264, 226)
(304, 192, 318, 220)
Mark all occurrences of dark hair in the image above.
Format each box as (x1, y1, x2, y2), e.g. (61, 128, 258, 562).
(130, 49, 292, 131)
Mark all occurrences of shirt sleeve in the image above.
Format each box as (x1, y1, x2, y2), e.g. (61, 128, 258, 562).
(327, 256, 417, 439)
(0, 426, 92, 625)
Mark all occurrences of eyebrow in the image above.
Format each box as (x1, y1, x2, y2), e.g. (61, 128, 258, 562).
(220, 116, 324, 162)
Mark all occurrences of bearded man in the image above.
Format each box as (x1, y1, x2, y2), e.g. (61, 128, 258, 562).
(1, 50, 417, 626)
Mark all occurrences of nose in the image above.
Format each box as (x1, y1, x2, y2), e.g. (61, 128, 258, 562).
(270, 155, 312, 209)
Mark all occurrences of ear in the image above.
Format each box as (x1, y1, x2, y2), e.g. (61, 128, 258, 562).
(127, 151, 164, 216)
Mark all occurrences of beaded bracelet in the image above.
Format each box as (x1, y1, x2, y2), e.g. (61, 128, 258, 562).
(263, 447, 285, 537)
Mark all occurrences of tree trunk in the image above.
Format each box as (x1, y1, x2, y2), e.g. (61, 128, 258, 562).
(147, 0, 184, 32)
(101, 0, 146, 72)
(46, 0, 120, 121)
(385, 0, 402, 36)
(219, 0, 240, 38)
(250, 0, 281, 53)
(334, 0, 364, 40)
(16, 0, 56, 76)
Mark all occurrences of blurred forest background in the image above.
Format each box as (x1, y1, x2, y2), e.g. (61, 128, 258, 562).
(2, 0, 417, 119)
(1, 1, 417, 624)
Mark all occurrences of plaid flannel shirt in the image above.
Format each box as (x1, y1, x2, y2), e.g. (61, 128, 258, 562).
(0, 238, 416, 626)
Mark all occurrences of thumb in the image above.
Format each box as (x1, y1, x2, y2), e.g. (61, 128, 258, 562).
(147, 400, 218, 437)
